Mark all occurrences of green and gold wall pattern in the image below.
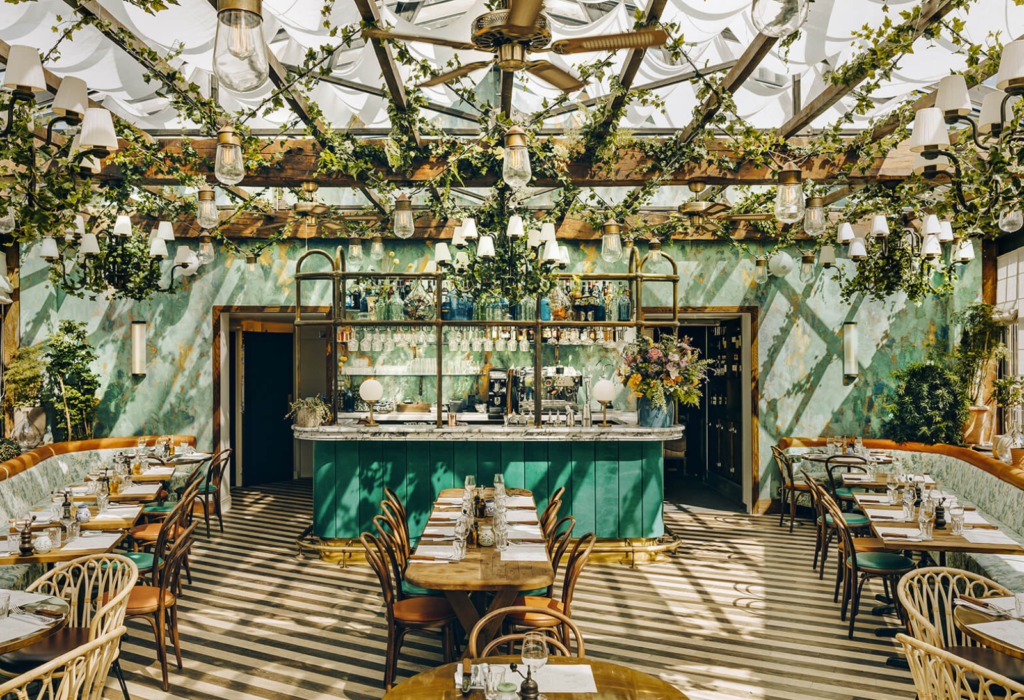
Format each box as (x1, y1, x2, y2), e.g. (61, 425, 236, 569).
(18, 237, 981, 502)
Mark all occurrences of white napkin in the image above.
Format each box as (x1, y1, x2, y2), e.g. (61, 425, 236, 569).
(60, 532, 121, 552)
(143, 467, 175, 477)
(0, 615, 51, 644)
(505, 496, 534, 508)
(429, 511, 462, 520)
(964, 511, 990, 525)
(963, 530, 1019, 546)
(532, 665, 598, 693)
(414, 545, 455, 558)
(500, 544, 548, 561)
(91, 506, 141, 521)
(508, 524, 544, 538)
(875, 526, 926, 541)
(422, 525, 456, 536)
(121, 485, 156, 496)
(855, 495, 890, 504)
(864, 508, 910, 521)
(28, 512, 54, 525)
(842, 474, 871, 482)
(435, 497, 462, 504)
(506, 511, 540, 523)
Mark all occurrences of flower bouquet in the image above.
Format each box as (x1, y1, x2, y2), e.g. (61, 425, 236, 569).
(619, 335, 711, 427)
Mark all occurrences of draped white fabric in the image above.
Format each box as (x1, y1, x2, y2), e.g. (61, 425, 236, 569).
(1, 0, 1023, 131)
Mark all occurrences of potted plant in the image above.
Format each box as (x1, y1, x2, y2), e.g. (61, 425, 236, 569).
(993, 375, 1024, 465)
(954, 303, 1008, 445)
(4, 344, 46, 445)
(619, 334, 711, 428)
(286, 396, 332, 428)
(882, 359, 971, 446)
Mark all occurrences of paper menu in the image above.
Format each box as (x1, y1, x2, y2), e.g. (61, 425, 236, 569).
(532, 665, 598, 693)
(505, 496, 534, 508)
(500, 544, 548, 562)
(0, 616, 51, 644)
(422, 525, 456, 536)
(962, 530, 1019, 546)
(963, 511, 990, 525)
(969, 620, 1024, 649)
(413, 545, 454, 558)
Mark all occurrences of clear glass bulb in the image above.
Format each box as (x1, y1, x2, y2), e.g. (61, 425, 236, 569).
(347, 240, 364, 271)
(804, 203, 826, 236)
(999, 209, 1023, 233)
(601, 232, 623, 263)
(198, 239, 214, 265)
(503, 143, 532, 189)
(213, 9, 269, 92)
(775, 183, 805, 224)
(751, 0, 809, 38)
(799, 259, 814, 283)
(755, 259, 769, 284)
(215, 141, 245, 186)
(393, 208, 415, 239)
(369, 238, 385, 262)
(197, 196, 219, 229)
(0, 204, 14, 234)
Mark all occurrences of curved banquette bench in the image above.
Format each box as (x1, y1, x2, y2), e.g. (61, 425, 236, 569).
(0, 435, 196, 589)
(778, 438, 1024, 591)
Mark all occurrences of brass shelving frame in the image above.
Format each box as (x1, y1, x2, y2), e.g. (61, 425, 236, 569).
(293, 246, 680, 428)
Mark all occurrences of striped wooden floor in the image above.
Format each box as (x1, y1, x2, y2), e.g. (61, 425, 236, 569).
(105, 479, 915, 700)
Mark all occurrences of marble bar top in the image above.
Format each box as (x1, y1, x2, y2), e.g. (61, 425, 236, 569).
(293, 413, 683, 442)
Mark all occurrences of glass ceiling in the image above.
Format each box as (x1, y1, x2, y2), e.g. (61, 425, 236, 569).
(2, 0, 1023, 134)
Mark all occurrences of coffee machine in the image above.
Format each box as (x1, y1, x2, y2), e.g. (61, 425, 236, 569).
(506, 366, 582, 415)
(487, 369, 515, 418)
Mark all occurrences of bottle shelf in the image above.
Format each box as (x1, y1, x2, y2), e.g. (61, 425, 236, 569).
(339, 371, 482, 377)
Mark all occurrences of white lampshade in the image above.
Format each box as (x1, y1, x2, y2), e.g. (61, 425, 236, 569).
(938, 220, 954, 243)
(52, 77, 88, 119)
(477, 235, 495, 257)
(979, 91, 1021, 135)
(870, 215, 889, 237)
(359, 378, 384, 402)
(434, 242, 451, 263)
(922, 214, 941, 235)
(79, 233, 100, 255)
(997, 39, 1024, 92)
(74, 215, 86, 235)
(157, 221, 175, 241)
(450, 225, 466, 248)
(461, 218, 478, 240)
(507, 215, 524, 238)
(540, 222, 556, 243)
(848, 237, 868, 261)
(3, 46, 46, 93)
(594, 378, 616, 403)
(70, 135, 101, 174)
(174, 245, 193, 265)
(935, 74, 971, 118)
(454, 251, 470, 269)
(39, 237, 59, 260)
(79, 108, 118, 155)
(0, 254, 7, 278)
(149, 236, 168, 258)
(913, 152, 949, 176)
(178, 247, 200, 276)
(113, 215, 132, 236)
(908, 108, 950, 153)
(0, 276, 13, 295)
(558, 245, 570, 266)
(527, 229, 542, 247)
(921, 233, 942, 259)
(837, 222, 855, 244)
(542, 237, 560, 261)
(956, 238, 976, 262)
(819, 246, 837, 268)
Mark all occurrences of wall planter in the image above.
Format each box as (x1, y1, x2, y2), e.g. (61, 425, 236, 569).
(964, 405, 990, 445)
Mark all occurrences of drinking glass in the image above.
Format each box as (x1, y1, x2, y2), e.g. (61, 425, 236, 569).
(47, 526, 62, 548)
(855, 437, 864, 454)
(950, 505, 965, 535)
(484, 666, 506, 700)
(886, 473, 898, 505)
(918, 514, 934, 540)
(0, 591, 9, 620)
(902, 490, 915, 521)
(465, 475, 476, 490)
(522, 631, 548, 695)
(494, 526, 509, 552)
(1014, 593, 1024, 620)
(97, 493, 109, 514)
(6, 533, 20, 553)
(451, 537, 467, 561)
(67, 521, 80, 542)
(826, 437, 835, 455)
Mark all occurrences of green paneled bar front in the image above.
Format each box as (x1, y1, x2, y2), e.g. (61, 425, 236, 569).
(301, 426, 680, 545)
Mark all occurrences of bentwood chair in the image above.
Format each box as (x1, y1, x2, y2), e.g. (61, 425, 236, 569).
(470, 607, 585, 659)
(0, 627, 128, 700)
(123, 522, 198, 690)
(823, 496, 914, 638)
(361, 532, 459, 691)
(771, 445, 811, 532)
(143, 452, 210, 521)
(540, 487, 565, 538)
(373, 513, 443, 599)
(801, 470, 874, 578)
(384, 487, 408, 528)
(897, 567, 1024, 684)
(520, 516, 576, 599)
(190, 448, 232, 537)
(823, 454, 869, 509)
(507, 533, 596, 652)
(0, 554, 139, 696)
(898, 633, 1024, 700)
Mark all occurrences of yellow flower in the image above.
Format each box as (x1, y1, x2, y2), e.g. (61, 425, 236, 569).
(634, 392, 643, 398)
(340, 356, 349, 363)
(627, 374, 642, 390)
(388, 251, 395, 258)
(407, 263, 414, 270)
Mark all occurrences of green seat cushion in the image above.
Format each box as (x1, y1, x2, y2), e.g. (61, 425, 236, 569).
(520, 587, 550, 597)
(848, 551, 915, 571)
(101, 551, 162, 570)
(818, 513, 869, 527)
(142, 502, 177, 513)
(401, 580, 444, 597)
(175, 484, 216, 494)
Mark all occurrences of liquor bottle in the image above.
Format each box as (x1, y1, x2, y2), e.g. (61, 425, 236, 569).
(617, 283, 632, 322)
(592, 282, 606, 322)
(441, 289, 452, 320)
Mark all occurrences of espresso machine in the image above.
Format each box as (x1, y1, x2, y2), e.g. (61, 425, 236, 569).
(487, 368, 514, 418)
(506, 366, 582, 415)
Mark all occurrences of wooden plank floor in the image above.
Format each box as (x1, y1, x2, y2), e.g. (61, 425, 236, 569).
(106, 479, 915, 700)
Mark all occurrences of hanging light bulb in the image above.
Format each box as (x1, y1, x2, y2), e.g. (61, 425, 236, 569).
(507, 215, 525, 238)
(347, 238, 364, 271)
(1000, 210, 1024, 233)
(393, 194, 415, 239)
(477, 235, 495, 257)
(197, 186, 219, 229)
(819, 246, 837, 269)
(774, 163, 805, 224)
(502, 126, 532, 189)
(198, 235, 214, 265)
(754, 257, 769, 284)
(799, 252, 815, 283)
(215, 126, 245, 186)
(0, 198, 15, 234)
(600, 219, 623, 263)
(246, 253, 257, 273)
(213, 0, 269, 92)
(804, 196, 826, 236)
(369, 235, 385, 262)
(39, 237, 59, 261)
(836, 222, 855, 244)
(646, 239, 664, 266)
(751, 0, 808, 37)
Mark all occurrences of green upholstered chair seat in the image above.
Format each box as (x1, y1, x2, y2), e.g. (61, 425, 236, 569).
(101, 551, 162, 570)
(142, 502, 177, 513)
(175, 483, 216, 494)
(847, 551, 915, 571)
(520, 586, 551, 597)
(818, 513, 869, 527)
(835, 487, 868, 499)
(401, 580, 444, 597)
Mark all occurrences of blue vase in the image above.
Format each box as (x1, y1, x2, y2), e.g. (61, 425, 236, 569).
(637, 397, 674, 428)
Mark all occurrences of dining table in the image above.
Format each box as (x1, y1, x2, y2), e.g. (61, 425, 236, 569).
(404, 487, 554, 659)
(800, 451, 894, 466)
(382, 656, 690, 699)
(9, 504, 144, 533)
(67, 481, 162, 504)
(0, 530, 129, 566)
(953, 599, 1024, 660)
(0, 591, 71, 655)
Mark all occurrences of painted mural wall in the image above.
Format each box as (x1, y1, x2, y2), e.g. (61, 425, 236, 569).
(18, 236, 982, 503)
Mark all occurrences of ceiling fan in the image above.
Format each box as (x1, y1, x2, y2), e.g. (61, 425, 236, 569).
(673, 183, 773, 234)
(362, 0, 669, 93)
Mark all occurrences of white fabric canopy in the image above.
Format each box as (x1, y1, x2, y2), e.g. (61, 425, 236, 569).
(1, 0, 1022, 132)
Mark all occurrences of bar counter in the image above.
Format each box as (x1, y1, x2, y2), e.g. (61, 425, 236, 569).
(296, 413, 680, 545)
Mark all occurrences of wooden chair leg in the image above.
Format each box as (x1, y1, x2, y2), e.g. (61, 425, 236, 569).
(840, 565, 852, 621)
(833, 552, 844, 603)
(778, 486, 787, 527)
(215, 494, 224, 533)
(850, 575, 868, 639)
(812, 520, 822, 571)
(169, 606, 183, 670)
(789, 488, 798, 533)
(384, 627, 397, 690)
(203, 501, 212, 538)
(819, 529, 832, 580)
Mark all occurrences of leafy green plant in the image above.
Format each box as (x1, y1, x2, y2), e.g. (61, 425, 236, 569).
(994, 376, 1024, 409)
(42, 321, 100, 442)
(882, 360, 971, 446)
(953, 303, 1008, 405)
(286, 396, 331, 426)
(0, 438, 21, 463)
(4, 344, 45, 409)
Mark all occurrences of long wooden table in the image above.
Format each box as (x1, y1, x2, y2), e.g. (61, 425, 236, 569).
(0, 531, 129, 566)
(405, 488, 554, 658)
(383, 656, 690, 699)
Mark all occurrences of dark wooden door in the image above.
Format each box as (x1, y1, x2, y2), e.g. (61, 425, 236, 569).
(241, 331, 294, 487)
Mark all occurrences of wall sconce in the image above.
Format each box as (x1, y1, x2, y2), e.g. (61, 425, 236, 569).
(131, 321, 147, 376)
(843, 322, 857, 378)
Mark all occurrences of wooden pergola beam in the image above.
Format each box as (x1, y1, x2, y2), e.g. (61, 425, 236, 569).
(602, 0, 667, 125)
(778, 0, 957, 139)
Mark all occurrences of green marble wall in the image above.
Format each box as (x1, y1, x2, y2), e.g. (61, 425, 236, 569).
(18, 236, 981, 504)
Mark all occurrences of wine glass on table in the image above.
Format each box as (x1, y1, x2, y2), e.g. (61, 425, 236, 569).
(521, 631, 549, 700)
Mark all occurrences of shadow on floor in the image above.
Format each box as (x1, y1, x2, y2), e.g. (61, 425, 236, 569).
(665, 475, 746, 513)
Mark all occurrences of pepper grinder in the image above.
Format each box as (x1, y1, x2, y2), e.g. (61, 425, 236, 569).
(934, 497, 947, 529)
(18, 515, 36, 556)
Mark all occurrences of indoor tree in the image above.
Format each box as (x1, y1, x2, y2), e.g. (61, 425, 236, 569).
(42, 320, 100, 442)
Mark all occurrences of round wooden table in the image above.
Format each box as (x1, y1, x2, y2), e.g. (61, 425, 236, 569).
(382, 656, 690, 699)
(0, 597, 71, 655)
(954, 606, 1024, 659)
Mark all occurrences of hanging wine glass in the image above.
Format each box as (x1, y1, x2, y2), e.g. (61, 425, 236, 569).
(360, 330, 372, 353)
